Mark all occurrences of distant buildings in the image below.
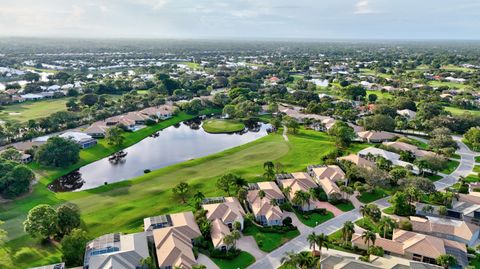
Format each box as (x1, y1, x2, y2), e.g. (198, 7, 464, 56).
(357, 131, 396, 143)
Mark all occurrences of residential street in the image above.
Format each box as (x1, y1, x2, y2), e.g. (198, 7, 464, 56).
(247, 137, 476, 269)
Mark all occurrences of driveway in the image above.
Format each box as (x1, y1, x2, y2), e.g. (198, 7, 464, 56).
(247, 137, 476, 269)
(237, 235, 267, 260)
(197, 253, 220, 269)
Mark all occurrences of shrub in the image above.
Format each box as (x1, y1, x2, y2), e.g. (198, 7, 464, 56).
(209, 248, 240, 259)
(458, 185, 469, 194)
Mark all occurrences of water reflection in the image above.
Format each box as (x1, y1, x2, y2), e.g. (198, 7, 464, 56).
(49, 120, 270, 192)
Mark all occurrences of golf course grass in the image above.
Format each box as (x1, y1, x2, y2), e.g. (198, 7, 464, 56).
(202, 119, 246, 133)
(0, 98, 69, 123)
(0, 125, 369, 268)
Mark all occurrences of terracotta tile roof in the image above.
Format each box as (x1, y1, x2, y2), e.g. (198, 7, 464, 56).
(337, 154, 376, 169)
(410, 216, 478, 242)
(210, 219, 231, 248)
(202, 197, 245, 224)
(311, 165, 346, 182)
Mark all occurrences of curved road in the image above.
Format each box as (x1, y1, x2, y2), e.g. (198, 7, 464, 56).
(247, 136, 476, 269)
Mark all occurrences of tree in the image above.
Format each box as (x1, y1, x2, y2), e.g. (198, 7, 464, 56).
(292, 190, 311, 211)
(172, 182, 190, 203)
(105, 126, 124, 147)
(429, 127, 458, 150)
(343, 85, 366, 100)
(192, 265, 207, 269)
(0, 220, 7, 246)
(24, 204, 58, 240)
(363, 114, 395, 132)
(362, 230, 376, 250)
(216, 174, 234, 195)
(389, 191, 413, 216)
(61, 229, 90, 266)
(314, 233, 329, 258)
(378, 216, 396, 238)
(284, 116, 299, 134)
(56, 203, 81, 236)
(328, 121, 355, 148)
(193, 191, 205, 209)
(0, 148, 22, 162)
(341, 221, 355, 244)
(263, 161, 276, 181)
(307, 232, 318, 253)
(436, 254, 457, 269)
(0, 164, 35, 198)
(281, 251, 316, 269)
(368, 93, 378, 103)
(464, 127, 480, 151)
(36, 137, 80, 167)
(80, 93, 99, 106)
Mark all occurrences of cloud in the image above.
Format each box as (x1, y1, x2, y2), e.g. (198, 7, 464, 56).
(354, 0, 378, 14)
(131, 0, 169, 10)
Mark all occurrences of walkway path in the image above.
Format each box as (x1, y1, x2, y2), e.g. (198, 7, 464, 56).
(282, 125, 289, 142)
(247, 136, 476, 269)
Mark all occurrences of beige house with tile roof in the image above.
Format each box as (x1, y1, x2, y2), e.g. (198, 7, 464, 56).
(409, 216, 480, 246)
(210, 218, 232, 251)
(247, 182, 285, 226)
(202, 197, 245, 230)
(308, 165, 345, 199)
(382, 141, 434, 158)
(357, 131, 396, 143)
(140, 104, 176, 120)
(337, 154, 376, 169)
(352, 230, 468, 267)
(144, 212, 201, 269)
(277, 172, 319, 211)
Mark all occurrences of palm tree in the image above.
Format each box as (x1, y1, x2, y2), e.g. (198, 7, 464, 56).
(314, 233, 329, 258)
(341, 221, 355, 244)
(193, 191, 205, 209)
(359, 205, 369, 217)
(258, 190, 266, 200)
(264, 161, 275, 171)
(270, 199, 278, 207)
(378, 216, 396, 238)
(233, 175, 248, 190)
(307, 232, 317, 253)
(361, 230, 376, 250)
(230, 229, 241, 249)
(281, 251, 316, 269)
(292, 190, 311, 211)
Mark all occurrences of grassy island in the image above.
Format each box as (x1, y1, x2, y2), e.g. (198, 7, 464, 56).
(202, 119, 246, 133)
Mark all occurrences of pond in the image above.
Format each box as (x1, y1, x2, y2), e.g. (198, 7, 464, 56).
(48, 119, 271, 192)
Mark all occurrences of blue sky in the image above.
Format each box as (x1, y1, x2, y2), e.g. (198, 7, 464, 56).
(0, 0, 479, 40)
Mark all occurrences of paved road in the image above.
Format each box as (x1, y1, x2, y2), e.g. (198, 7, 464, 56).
(247, 136, 476, 269)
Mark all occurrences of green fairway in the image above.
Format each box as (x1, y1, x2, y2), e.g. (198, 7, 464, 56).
(202, 119, 246, 133)
(440, 64, 475, 73)
(359, 68, 392, 79)
(0, 127, 369, 268)
(211, 251, 255, 269)
(0, 99, 68, 123)
(444, 106, 480, 116)
(428, 80, 468, 89)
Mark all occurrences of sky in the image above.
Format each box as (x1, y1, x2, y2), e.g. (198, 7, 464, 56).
(0, 0, 479, 40)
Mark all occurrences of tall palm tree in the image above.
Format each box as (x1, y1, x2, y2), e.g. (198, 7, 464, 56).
(307, 232, 317, 253)
(314, 233, 329, 258)
(263, 161, 276, 181)
(378, 216, 396, 238)
(264, 161, 275, 171)
(292, 190, 311, 211)
(361, 230, 376, 250)
(359, 205, 369, 217)
(281, 251, 316, 269)
(193, 191, 205, 208)
(341, 221, 355, 244)
(258, 190, 266, 200)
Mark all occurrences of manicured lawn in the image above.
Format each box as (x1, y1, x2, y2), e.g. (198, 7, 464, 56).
(294, 210, 334, 227)
(366, 90, 393, 100)
(0, 98, 68, 123)
(242, 224, 300, 253)
(382, 207, 394, 215)
(360, 68, 392, 79)
(440, 64, 475, 73)
(211, 251, 255, 269)
(357, 188, 388, 203)
(451, 153, 461, 160)
(426, 173, 442, 181)
(475, 156, 480, 163)
(440, 159, 460, 174)
(355, 218, 379, 233)
(473, 166, 480, 173)
(179, 61, 201, 69)
(428, 81, 468, 89)
(444, 106, 480, 116)
(396, 137, 429, 150)
(334, 201, 355, 212)
(1, 127, 362, 267)
(202, 119, 246, 133)
(466, 175, 480, 183)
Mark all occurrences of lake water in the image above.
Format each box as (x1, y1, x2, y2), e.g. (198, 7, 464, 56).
(48, 119, 270, 192)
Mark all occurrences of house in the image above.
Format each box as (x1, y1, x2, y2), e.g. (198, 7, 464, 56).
(20, 93, 44, 101)
(409, 216, 480, 246)
(320, 255, 442, 269)
(29, 263, 65, 269)
(358, 147, 418, 173)
(397, 109, 417, 120)
(140, 105, 175, 120)
(202, 197, 245, 230)
(125, 111, 149, 125)
(357, 131, 396, 143)
(106, 115, 136, 131)
(21, 152, 33, 163)
(337, 154, 376, 169)
(277, 172, 319, 211)
(382, 141, 434, 158)
(59, 131, 97, 149)
(247, 182, 285, 226)
(210, 218, 233, 251)
(143, 212, 202, 269)
(84, 122, 109, 138)
(352, 230, 468, 268)
(83, 232, 150, 269)
(308, 165, 345, 199)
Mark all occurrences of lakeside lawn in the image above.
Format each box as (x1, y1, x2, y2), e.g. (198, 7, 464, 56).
(211, 251, 255, 269)
(1, 126, 369, 267)
(440, 159, 460, 174)
(202, 119, 246, 133)
(0, 98, 68, 123)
